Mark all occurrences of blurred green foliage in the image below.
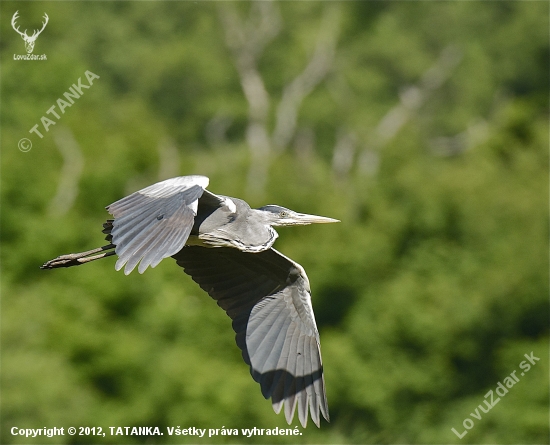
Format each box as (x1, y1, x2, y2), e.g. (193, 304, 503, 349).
(1, 1, 548, 444)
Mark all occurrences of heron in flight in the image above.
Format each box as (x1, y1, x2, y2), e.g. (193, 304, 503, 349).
(42, 175, 338, 427)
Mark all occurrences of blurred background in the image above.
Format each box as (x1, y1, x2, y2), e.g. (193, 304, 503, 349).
(1, 2, 548, 444)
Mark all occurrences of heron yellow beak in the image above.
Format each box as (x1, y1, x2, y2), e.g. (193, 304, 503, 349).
(275, 212, 340, 226)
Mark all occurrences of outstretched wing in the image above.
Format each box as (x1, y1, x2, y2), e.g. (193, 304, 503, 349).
(107, 175, 210, 275)
(172, 246, 329, 428)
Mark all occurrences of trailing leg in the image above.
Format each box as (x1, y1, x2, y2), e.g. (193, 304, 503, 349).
(41, 244, 116, 270)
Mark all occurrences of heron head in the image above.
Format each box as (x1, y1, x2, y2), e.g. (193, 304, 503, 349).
(257, 205, 340, 227)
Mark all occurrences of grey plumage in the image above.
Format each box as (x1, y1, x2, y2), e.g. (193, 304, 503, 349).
(41, 175, 339, 427)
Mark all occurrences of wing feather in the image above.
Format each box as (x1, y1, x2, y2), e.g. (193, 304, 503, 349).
(245, 298, 287, 359)
(303, 337, 314, 427)
(107, 176, 208, 274)
(250, 305, 292, 373)
(172, 246, 328, 428)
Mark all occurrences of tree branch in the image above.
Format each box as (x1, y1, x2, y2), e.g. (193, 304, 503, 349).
(273, 5, 341, 152)
(48, 127, 84, 216)
(219, 2, 281, 196)
(358, 46, 462, 175)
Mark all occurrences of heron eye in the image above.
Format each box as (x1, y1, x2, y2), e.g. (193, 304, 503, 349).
(279, 211, 288, 218)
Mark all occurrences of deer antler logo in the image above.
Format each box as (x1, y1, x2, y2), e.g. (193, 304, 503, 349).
(11, 11, 49, 54)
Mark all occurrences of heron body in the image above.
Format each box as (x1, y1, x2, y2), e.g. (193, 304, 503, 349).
(189, 196, 278, 252)
(42, 175, 338, 427)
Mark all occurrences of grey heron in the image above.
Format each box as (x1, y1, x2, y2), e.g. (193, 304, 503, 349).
(41, 175, 338, 427)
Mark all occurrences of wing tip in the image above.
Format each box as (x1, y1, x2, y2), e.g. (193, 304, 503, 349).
(274, 386, 329, 428)
(188, 175, 209, 189)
